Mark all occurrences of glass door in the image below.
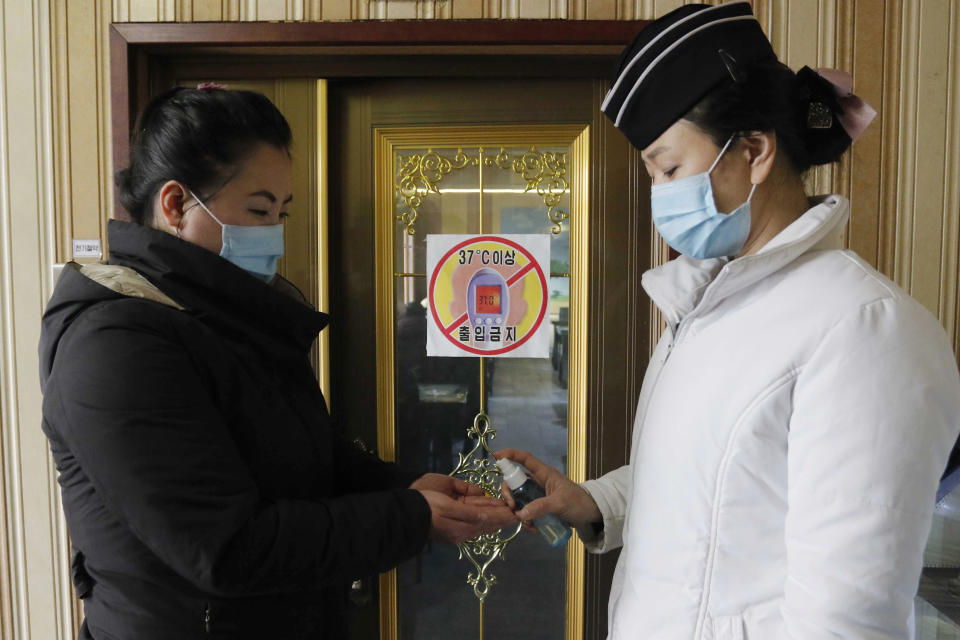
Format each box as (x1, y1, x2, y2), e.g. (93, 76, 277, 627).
(374, 126, 589, 640)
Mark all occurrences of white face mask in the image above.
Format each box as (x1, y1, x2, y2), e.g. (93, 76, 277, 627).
(649, 136, 757, 259)
(187, 190, 284, 283)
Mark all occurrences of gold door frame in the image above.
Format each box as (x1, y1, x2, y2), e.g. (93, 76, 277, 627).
(374, 125, 590, 640)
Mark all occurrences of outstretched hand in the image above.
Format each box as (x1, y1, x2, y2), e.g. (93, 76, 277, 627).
(411, 473, 516, 544)
(410, 473, 486, 501)
(493, 449, 602, 530)
(417, 489, 517, 545)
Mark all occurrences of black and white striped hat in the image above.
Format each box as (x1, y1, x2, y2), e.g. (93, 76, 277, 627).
(602, 1, 776, 150)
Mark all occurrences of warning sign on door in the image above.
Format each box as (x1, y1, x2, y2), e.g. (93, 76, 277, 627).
(427, 234, 551, 358)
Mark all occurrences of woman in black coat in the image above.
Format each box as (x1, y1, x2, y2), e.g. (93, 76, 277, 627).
(38, 86, 515, 640)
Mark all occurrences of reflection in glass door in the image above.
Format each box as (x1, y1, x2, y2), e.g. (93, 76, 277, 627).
(374, 126, 589, 640)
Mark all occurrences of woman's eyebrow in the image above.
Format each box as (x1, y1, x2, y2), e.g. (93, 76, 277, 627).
(248, 190, 294, 204)
(642, 146, 670, 163)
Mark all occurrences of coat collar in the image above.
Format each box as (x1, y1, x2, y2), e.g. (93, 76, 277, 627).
(105, 219, 329, 361)
(642, 195, 850, 327)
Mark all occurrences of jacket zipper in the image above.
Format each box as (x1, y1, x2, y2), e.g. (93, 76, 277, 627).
(611, 274, 719, 618)
(203, 603, 211, 635)
(665, 320, 688, 362)
(662, 267, 729, 364)
(609, 321, 678, 623)
(662, 334, 675, 364)
(662, 318, 685, 364)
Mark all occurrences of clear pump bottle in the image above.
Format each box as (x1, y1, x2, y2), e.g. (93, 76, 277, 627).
(496, 458, 572, 547)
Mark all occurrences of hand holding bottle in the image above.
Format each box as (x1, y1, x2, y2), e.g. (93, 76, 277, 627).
(493, 449, 602, 531)
(495, 457, 572, 546)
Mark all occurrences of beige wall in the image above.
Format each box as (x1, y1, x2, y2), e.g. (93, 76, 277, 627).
(2, 1, 958, 638)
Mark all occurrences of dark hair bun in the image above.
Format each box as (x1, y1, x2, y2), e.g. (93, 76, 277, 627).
(683, 59, 854, 174)
(115, 86, 292, 224)
(794, 66, 853, 167)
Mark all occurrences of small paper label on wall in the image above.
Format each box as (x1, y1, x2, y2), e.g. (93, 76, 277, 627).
(72, 239, 102, 259)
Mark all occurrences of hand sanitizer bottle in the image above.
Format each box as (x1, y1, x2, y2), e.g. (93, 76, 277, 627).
(495, 458, 572, 547)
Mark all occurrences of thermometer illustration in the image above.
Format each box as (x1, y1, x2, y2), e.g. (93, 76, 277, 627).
(466, 268, 509, 337)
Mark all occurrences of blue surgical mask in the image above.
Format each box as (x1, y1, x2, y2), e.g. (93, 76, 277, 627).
(650, 136, 757, 260)
(187, 190, 284, 283)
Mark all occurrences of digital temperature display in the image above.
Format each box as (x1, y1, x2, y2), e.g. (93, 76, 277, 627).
(475, 285, 502, 314)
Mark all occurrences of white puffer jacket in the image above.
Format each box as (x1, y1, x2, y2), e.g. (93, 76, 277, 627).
(580, 195, 960, 639)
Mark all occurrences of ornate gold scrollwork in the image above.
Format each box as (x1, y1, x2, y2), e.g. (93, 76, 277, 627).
(395, 148, 477, 235)
(394, 145, 571, 236)
(449, 411, 523, 603)
(486, 146, 570, 234)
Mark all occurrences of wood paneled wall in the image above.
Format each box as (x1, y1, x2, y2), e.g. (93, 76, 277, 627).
(106, 0, 704, 21)
(1, 3, 77, 640)
(2, 1, 959, 639)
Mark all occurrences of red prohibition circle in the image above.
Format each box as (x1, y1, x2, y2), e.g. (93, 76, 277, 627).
(428, 235, 549, 356)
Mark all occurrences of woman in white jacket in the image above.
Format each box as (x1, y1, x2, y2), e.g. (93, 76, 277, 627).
(496, 3, 960, 638)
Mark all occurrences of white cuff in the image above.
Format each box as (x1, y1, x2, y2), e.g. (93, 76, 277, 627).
(577, 479, 625, 553)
